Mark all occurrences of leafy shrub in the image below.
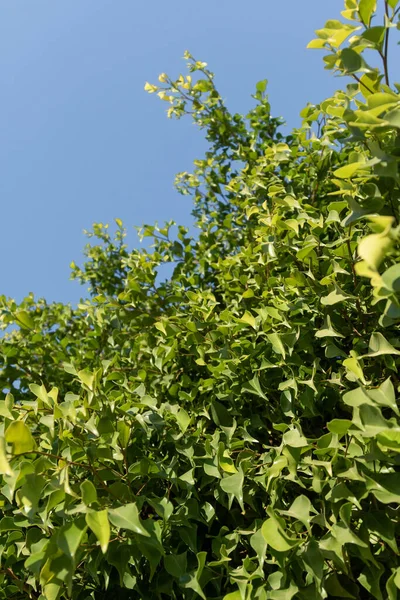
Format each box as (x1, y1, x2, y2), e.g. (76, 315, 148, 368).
(1, 1, 400, 598)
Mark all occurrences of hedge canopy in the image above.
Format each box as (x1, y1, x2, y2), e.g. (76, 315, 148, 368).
(2, 1, 400, 598)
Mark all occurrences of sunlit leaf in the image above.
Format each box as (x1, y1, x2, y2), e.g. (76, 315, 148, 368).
(261, 517, 299, 552)
(5, 421, 36, 455)
(108, 503, 150, 537)
(86, 509, 110, 554)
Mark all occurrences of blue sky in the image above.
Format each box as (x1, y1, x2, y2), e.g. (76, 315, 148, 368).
(1, 0, 345, 304)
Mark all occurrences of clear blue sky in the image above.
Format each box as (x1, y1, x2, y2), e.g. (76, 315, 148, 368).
(1, 1, 344, 304)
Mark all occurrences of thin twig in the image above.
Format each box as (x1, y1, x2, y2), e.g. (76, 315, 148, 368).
(351, 73, 374, 95)
(346, 228, 364, 326)
(383, 1, 391, 87)
(0, 568, 36, 597)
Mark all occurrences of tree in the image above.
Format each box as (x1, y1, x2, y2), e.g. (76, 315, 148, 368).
(1, 1, 400, 598)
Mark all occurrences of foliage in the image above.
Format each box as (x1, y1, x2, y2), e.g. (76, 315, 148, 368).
(1, 1, 400, 598)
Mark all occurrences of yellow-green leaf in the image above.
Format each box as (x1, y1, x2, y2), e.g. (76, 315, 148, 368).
(307, 38, 327, 49)
(144, 82, 158, 93)
(80, 480, 97, 506)
(261, 517, 299, 552)
(363, 332, 400, 357)
(239, 311, 257, 329)
(267, 333, 286, 357)
(15, 310, 34, 330)
(343, 357, 366, 383)
(358, 233, 393, 270)
(108, 503, 149, 537)
(86, 509, 110, 554)
(333, 161, 366, 179)
(359, 0, 377, 26)
(176, 408, 191, 433)
(5, 421, 36, 455)
(77, 369, 95, 391)
(0, 438, 13, 476)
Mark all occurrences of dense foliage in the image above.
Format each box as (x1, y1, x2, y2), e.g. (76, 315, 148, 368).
(2, 1, 400, 598)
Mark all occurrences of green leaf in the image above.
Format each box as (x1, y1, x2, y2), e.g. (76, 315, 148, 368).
(315, 20, 358, 48)
(367, 473, 400, 504)
(367, 91, 398, 108)
(307, 38, 328, 49)
(368, 378, 399, 415)
(80, 480, 97, 506)
(256, 79, 268, 93)
(43, 581, 64, 600)
(85, 509, 110, 554)
(0, 517, 22, 531)
(108, 503, 150, 537)
(325, 574, 358, 598)
(15, 310, 34, 330)
(321, 285, 353, 306)
(164, 552, 187, 578)
(331, 521, 368, 548)
(5, 421, 36, 454)
(223, 593, 242, 600)
(261, 517, 299, 552)
(315, 315, 344, 338)
(0, 393, 14, 419)
(242, 374, 268, 400)
(385, 109, 400, 128)
(239, 311, 257, 329)
(144, 81, 158, 93)
(377, 429, 400, 450)
(333, 161, 366, 179)
(358, 0, 377, 26)
(358, 233, 393, 270)
(220, 468, 245, 511)
(303, 539, 324, 583)
(327, 419, 353, 436)
(343, 357, 366, 383)
(343, 196, 384, 226)
(57, 518, 87, 558)
(29, 383, 50, 405)
(359, 73, 381, 97)
(242, 288, 254, 298)
(180, 552, 207, 600)
(250, 527, 268, 568)
(340, 48, 363, 73)
(361, 26, 386, 47)
(117, 421, 130, 448)
(363, 332, 400, 357)
(364, 512, 398, 553)
(283, 428, 309, 448)
(147, 497, 174, 521)
(17, 473, 45, 514)
(358, 565, 384, 600)
(0, 437, 13, 476)
(387, 567, 400, 600)
(267, 583, 299, 599)
(279, 495, 315, 533)
(77, 369, 95, 390)
(176, 408, 191, 433)
(382, 264, 400, 292)
(267, 333, 286, 357)
(211, 400, 234, 427)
